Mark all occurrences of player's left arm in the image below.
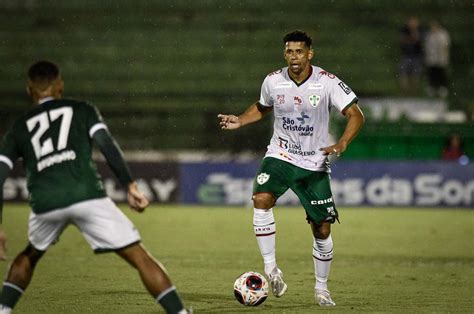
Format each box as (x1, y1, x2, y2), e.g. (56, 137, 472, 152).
(320, 103, 364, 156)
(92, 129, 149, 212)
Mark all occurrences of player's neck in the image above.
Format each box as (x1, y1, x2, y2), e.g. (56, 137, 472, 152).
(288, 65, 312, 84)
(33, 93, 62, 105)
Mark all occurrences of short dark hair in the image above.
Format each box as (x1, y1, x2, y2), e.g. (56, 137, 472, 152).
(283, 30, 312, 48)
(28, 61, 60, 83)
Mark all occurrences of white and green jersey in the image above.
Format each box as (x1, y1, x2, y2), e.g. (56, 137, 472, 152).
(259, 65, 358, 172)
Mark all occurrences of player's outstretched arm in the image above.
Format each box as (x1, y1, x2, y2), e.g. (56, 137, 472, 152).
(127, 181, 149, 212)
(218, 101, 272, 130)
(92, 129, 149, 212)
(320, 103, 364, 157)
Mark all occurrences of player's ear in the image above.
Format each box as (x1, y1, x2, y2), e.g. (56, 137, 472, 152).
(26, 81, 33, 97)
(308, 48, 314, 60)
(53, 77, 64, 97)
(58, 78, 64, 95)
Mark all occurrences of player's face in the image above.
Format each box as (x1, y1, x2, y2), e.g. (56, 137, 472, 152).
(284, 41, 313, 76)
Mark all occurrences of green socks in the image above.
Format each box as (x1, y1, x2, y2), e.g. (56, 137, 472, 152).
(0, 282, 24, 309)
(156, 286, 185, 314)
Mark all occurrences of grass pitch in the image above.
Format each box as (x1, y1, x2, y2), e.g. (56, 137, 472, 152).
(1, 204, 473, 313)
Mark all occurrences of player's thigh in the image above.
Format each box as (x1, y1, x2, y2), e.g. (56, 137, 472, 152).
(28, 209, 70, 251)
(70, 197, 141, 253)
(292, 171, 338, 225)
(253, 157, 292, 202)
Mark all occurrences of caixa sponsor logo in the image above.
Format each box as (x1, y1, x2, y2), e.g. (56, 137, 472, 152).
(310, 197, 333, 205)
(332, 174, 474, 207)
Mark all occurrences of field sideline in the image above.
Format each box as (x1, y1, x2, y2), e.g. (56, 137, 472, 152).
(1, 204, 473, 313)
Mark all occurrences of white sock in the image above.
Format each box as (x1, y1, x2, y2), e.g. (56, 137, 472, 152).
(253, 208, 277, 275)
(312, 235, 333, 291)
(0, 305, 12, 314)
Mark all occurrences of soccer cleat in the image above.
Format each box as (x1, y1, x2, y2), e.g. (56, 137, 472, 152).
(316, 289, 336, 307)
(267, 268, 288, 297)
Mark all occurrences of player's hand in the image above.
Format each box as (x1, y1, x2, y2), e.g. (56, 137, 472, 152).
(0, 228, 7, 261)
(218, 114, 241, 130)
(127, 181, 149, 213)
(320, 141, 348, 157)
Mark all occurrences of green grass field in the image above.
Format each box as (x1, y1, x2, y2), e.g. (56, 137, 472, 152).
(1, 204, 473, 313)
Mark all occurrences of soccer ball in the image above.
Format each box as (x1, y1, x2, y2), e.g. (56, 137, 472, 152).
(233, 271, 269, 306)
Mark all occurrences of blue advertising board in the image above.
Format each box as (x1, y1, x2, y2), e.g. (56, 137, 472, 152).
(4, 159, 473, 207)
(180, 160, 474, 207)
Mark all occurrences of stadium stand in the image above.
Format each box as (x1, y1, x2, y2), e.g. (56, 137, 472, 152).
(0, 0, 472, 158)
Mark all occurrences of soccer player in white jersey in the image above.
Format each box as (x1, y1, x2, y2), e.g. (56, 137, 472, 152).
(218, 30, 364, 306)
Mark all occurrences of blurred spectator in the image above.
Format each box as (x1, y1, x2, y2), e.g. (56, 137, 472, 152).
(399, 17, 424, 93)
(441, 133, 465, 161)
(424, 20, 450, 98)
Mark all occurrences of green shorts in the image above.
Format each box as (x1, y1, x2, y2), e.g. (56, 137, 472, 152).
(253, 157, 338, 224)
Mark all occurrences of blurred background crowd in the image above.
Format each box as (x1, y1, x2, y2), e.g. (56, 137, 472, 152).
(0, 0, 472, 162)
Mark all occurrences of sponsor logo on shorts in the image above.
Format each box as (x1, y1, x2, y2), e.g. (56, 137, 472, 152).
(310, 197, 333, 205)
(257, 173, 270, 185)
(327, 206, 336, 216)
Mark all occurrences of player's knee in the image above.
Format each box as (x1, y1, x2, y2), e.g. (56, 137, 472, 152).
(311, 222, 331, 239)
(315, 229, 330, 239)
(21, 244, 45, 266)
(117, 243, 149, 269)
(252, 193, 274, 209)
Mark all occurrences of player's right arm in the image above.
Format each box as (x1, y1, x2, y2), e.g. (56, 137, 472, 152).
(218, 74, 274, 130)
(92, 129, 149, 212)
(86, 104, 149, 212)
(218, 101, 272, 130)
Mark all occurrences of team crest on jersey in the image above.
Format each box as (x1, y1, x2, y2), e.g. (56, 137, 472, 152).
(256, 173, 270, 185)
(309, 94, 321, 108)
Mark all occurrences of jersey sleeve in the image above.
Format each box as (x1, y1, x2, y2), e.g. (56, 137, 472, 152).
(0, 127, 19, 170)
(85, 103, 108, 138)
(328, 77, 358, 114)
(258, 77, 274, 107)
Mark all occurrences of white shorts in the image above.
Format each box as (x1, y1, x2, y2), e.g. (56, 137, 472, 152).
(28, 197, 141, 252)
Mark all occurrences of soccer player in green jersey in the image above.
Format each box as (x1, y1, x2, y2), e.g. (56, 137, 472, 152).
(0, 61, 189, 314)
(218, 31, 364, 306)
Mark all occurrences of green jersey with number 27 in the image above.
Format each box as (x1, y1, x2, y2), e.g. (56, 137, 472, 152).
(0, 98, 107, 214)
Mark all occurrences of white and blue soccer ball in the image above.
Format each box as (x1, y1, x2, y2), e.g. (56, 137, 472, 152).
(233, 271, 269, 306)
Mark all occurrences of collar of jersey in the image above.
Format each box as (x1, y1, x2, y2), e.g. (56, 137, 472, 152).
(38, 96, 55, 105)
(287, 66, 313, 87)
